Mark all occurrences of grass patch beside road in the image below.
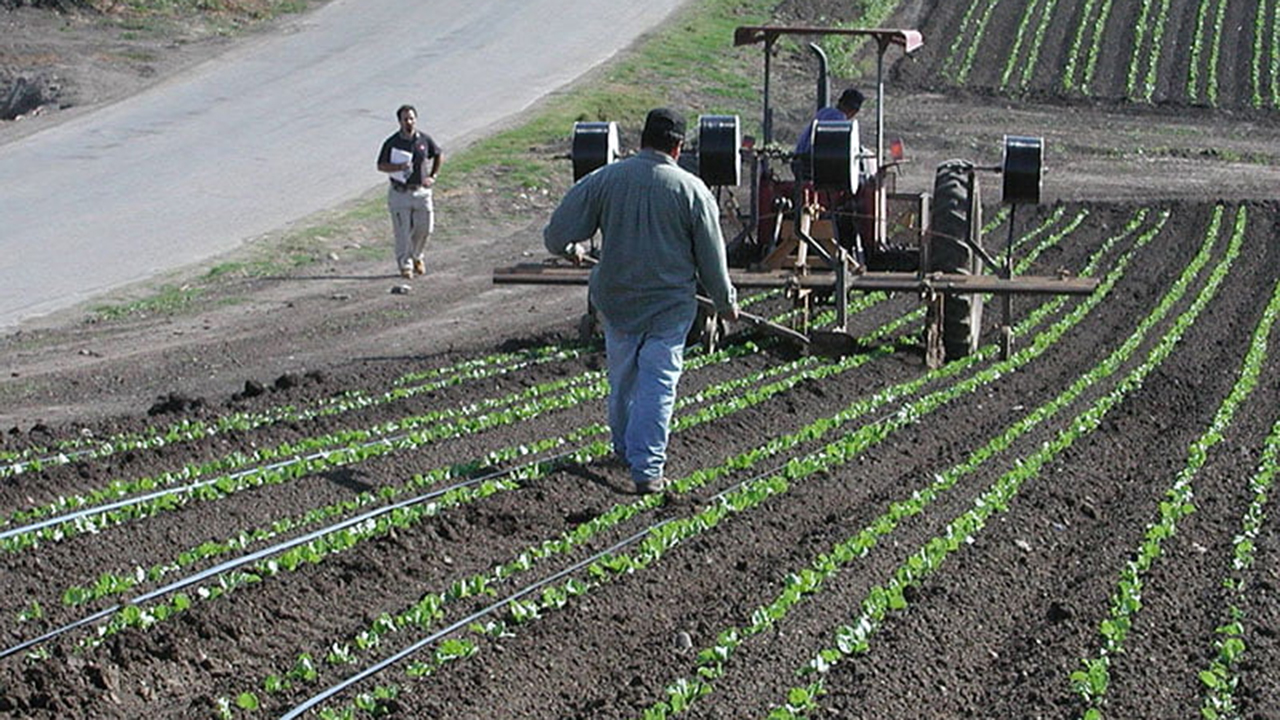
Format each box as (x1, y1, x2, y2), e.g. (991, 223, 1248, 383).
(439, 0, 775, 188)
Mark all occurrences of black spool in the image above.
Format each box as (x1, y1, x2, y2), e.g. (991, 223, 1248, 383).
(697, 115, 741, 187)
(571, 122, 619, 182)
(810, 119, 859, 191)
(1002, 135, 1043, 205)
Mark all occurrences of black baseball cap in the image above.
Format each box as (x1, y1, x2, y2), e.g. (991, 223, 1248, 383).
(837, 88, 865, 112)
(643, 107, 687, 139)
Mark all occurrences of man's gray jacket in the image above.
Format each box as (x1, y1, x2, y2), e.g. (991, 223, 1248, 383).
(543, 148, 737, 335)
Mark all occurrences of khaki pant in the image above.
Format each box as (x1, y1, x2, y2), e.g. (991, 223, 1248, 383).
(387, 185, 434, 272)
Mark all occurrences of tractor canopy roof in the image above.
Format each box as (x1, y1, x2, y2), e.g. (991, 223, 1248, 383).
(732, 26, 923, 54)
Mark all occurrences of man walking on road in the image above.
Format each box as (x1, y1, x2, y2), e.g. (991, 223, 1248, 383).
(544, 107, 739, 495)
(377, 104, 443, 279)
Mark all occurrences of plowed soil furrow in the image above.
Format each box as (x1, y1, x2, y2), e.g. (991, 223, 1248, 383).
(1100, 279, 1280, 716)
(0, 201, 1180, 718)
(654, 204, 1243, 718)
(810, 203, 1278, 719)
(903, 0, 1277, 110)
(1243, 515, 1280, 717)
(5, 0, 1280, 715)
(247, 207, 1191, 718)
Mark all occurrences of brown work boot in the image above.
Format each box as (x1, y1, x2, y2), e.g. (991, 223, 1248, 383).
(400, 267, 413, 279)
(599, 453, 628, 470)
(413, 258, 426, 276)
(635, 477, 667, 495)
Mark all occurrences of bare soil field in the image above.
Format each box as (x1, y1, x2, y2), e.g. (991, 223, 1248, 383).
(2, 1, 1280, 719)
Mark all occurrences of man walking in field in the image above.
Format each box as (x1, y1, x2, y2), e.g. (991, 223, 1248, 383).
(377, 104, 443, 279)
(544, 107, 739, 494)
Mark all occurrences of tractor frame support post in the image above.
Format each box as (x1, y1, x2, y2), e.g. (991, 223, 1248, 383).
(873, 35, 891, 250)
(835, 250, 850, 332)
(874, 36, 891, 187)
(1001, 205, 1017, 360)
(925, 286, 945, 369)
(762, 36, 775, 145)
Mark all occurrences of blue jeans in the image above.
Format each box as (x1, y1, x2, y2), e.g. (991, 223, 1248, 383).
(602, 317, 690, 485)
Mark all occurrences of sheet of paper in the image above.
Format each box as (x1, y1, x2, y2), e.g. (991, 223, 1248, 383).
(389, 147, 413, 182)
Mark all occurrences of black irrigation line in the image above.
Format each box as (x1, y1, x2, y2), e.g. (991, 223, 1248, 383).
(0, 447, 584, 662)
(278, 455, 796, 720)
(0, 289, 779, 481)
(3, 321, 862, 665)
(0, 436, 411, 544)
(277, 210, 1121, 716)
(2, 350, 623, 546)
(1, 323, 758, 546)
(278, 523, 659, 720)
(0, 346, 587, 479)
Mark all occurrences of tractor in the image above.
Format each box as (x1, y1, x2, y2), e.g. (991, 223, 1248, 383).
(494, 25, 1098, 367)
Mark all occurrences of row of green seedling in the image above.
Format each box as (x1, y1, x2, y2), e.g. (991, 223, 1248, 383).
(810, 0, 908, 78)
(1186, 0, 1229, 106)
(767, 205, 1244, 720)
(1123, 0, 1171, 101)
(1073, 207, 1262, 719)
(0, 345, 582, 478)
(1265, 0, 1280, 108)
(271, 205, 1138, 720)
(1246, 0, 1272, 108)
(999, 0, 1058, 90)
(1062, 0, 1117, 93)
(1199, 409, 1280, 719)
(942, 0, 1002, 84)
(631, 207, 1169, 720)
(215, 207, 1076, 714)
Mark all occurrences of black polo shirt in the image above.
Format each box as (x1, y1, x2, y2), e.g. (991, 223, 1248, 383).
(378, 131, 442, 186)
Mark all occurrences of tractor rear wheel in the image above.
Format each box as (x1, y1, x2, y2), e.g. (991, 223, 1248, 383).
(928, 160, 984, 360)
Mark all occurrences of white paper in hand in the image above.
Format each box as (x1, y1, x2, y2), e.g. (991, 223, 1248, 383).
(389, 147, 413, 183)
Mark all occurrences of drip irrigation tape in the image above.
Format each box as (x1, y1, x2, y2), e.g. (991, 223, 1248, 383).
(0, 449, 580, 660)
(279, 522, 662, 720)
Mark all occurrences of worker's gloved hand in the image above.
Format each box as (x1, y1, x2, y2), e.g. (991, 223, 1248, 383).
(566, 242, 588, 266)
(720, 303, 740, 323)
